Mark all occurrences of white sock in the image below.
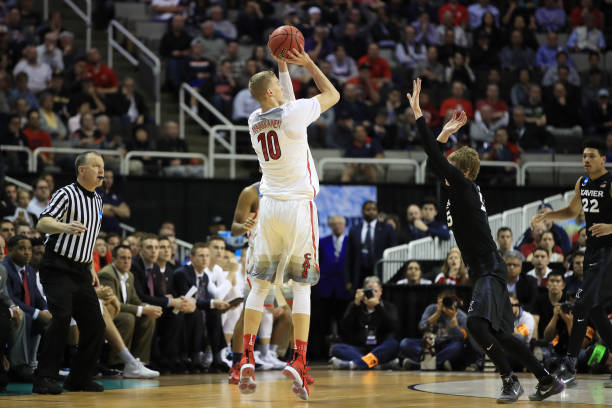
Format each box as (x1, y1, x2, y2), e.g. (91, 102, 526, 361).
(270, 344, 278, 354)
(259, 343, 270, 357)
(119, 347, 137, 365)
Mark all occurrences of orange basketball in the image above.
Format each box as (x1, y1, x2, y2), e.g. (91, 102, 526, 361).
(267, 25, 305, 58)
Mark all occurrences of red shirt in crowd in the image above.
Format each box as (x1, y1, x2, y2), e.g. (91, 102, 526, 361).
(421, 103, 441, 128)
(357, 56, 392, 81)
(438, 2, 469, 26)
(23, 128, 52, 150)
(570, 7, 602, 28)
(87, 63, 119, 89)
(476, 99, 509, 114)
(346, 76, 380, 102)
(440, 97, 474, 118)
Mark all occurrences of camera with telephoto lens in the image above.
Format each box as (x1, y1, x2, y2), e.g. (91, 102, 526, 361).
(363, 288, 374, 299)
(560, 302, 574, 314)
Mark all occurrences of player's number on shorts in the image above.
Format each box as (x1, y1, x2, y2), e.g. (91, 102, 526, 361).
(257, 131, 281, 161)
(582, 197, 600, 213)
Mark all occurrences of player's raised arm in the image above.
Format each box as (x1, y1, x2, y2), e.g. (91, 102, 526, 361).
(273, 54, 296, 102)
(285, 45, 339, 113)
(532, 178, 582, 224)
(407, 78, 466, 184)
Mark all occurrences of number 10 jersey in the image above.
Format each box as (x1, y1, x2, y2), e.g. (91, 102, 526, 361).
(580, 172, 612, 249)
(248, 97, 321, 201)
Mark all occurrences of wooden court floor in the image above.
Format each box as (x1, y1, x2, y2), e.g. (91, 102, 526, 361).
(1, 367, 610, 407)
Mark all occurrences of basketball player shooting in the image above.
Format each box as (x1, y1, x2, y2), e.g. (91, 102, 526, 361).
(238, 45, 339, 401)
(407, 78, 563, 403)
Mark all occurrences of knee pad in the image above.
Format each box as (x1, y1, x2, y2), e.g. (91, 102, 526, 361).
(291, 282, 311, 316)
(258, 308, 274, 339)
(245, 278, 271, 313)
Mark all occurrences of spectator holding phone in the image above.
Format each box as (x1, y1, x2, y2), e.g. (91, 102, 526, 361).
(330, 276, 399, 370)
(399, 290, 468, 370)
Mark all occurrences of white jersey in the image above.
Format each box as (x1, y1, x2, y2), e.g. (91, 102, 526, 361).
(248, 74, 321, 201)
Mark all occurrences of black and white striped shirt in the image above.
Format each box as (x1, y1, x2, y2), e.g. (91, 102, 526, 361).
(40, 182, 103, 263)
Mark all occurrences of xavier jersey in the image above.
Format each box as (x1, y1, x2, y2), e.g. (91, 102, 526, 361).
(248, 97, 321, 201)
(416, 117, 499, 279)
(580, 172, 612, 249)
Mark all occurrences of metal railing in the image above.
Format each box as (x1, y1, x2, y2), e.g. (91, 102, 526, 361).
(319, 157, 424, 183)
(32, 147, 124, 172)
(179, 83, 232, 138)
(5, 176, 32, 191)
(420, 160, 521, 185)
(1, 145, 33, 171)
(208, 124, 252, 178)
(108, 20, 161, 124)
(121, 151, 209, 177)
(519, 162, 612, 186)
(45, 0, 92, 50)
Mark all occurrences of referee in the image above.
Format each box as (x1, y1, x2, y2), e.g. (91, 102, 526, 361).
(33, 151, 106, 394)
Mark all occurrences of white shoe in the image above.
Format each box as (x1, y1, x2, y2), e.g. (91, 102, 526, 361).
(253, 351, 273, 371)
(220, 346, 233, 368)
(261, 351, 286, 370)
(123, 359, 160, 379)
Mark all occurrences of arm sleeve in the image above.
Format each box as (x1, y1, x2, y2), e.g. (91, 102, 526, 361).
(279, 71, 295, 102)
(416, 117, 466, 185)
(39, 189, 68, 220)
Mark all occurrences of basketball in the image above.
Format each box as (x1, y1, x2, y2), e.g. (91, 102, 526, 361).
(268, 25, 304, 58)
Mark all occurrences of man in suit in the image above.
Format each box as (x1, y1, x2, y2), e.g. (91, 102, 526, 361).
(0, 235, 28, 389)
(174, 242, 231, 372)
(152, 235, 187, 371)
(504, 250, 538, 313)
(345, 201, 396, 291)
(318, 216, 351, 342)
(4, 235, 51, 381)
(131, 234, 187, 372)
(98, 245, 161, 369)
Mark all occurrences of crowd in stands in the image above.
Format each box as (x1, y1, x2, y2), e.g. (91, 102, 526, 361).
(0, 4, 204, 177)
(1, 1, 611, 182)
(150, 0, 611, 182)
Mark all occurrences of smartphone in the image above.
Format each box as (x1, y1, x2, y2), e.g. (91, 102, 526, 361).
(228, 297, 244, 307)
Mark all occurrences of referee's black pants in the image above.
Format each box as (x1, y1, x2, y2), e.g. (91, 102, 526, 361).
(37, 251, 105, 382)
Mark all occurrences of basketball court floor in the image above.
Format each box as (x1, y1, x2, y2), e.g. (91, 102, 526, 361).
(1, 367, 610, 407)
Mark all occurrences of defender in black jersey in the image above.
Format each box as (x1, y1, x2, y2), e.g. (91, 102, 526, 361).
(533, 138, 612, 388)
(408, 79, 563, 403)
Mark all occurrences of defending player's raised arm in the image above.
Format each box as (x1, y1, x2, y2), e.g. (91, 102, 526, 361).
(285, 45, 339, 113)
(532, 178, 582, 225)
(231, 185, 259, 236)
(407, 78, 465, 184)
(273, 55, 296, 102)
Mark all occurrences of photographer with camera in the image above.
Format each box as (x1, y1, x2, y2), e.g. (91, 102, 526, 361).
(533, 270, 593, 360)
(399, 290, 468, 371)
(329, 276, 399, 370)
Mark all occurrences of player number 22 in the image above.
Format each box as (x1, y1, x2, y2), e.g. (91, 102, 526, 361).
(257, 131, 282, 161)
(582, 198, 600, 213)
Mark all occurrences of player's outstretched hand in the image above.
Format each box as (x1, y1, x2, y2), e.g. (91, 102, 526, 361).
(406, 78, 422, 119)
(531, 213, 548, 227)
(284, 44, 312, 67)
(442, 111, 467, 134)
